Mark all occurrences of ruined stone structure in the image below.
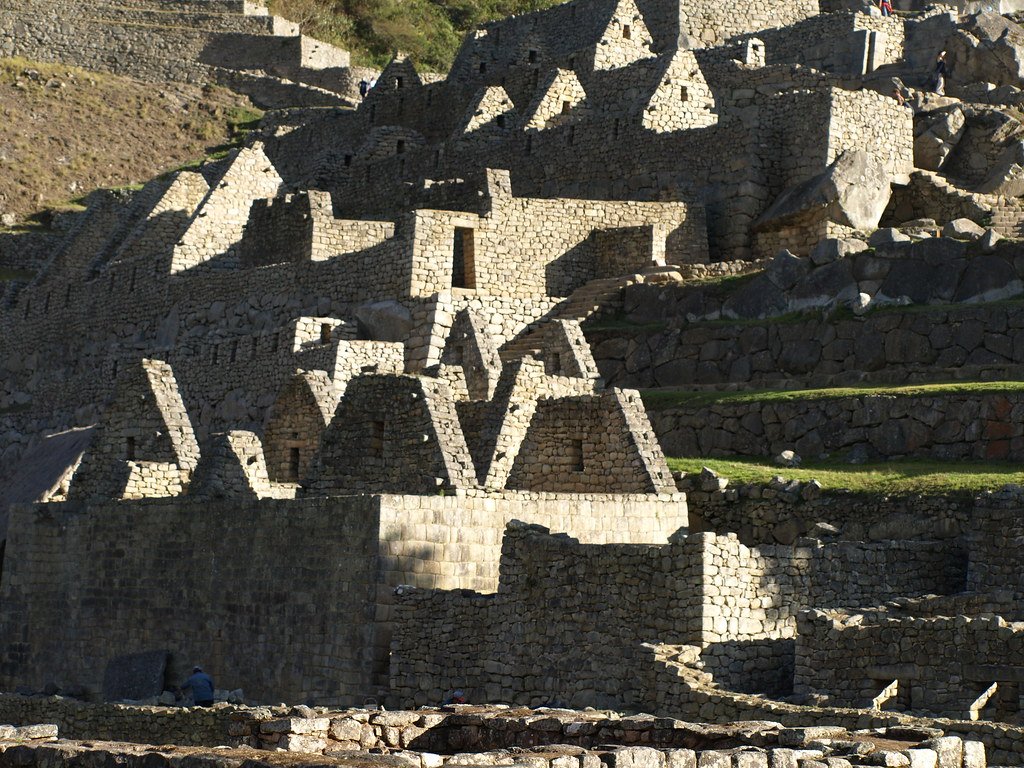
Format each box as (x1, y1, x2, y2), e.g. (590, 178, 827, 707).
(8, 0, 1024, 758)
(0, 0, 376, 106)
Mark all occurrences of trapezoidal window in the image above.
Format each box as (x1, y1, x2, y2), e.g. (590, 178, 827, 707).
(479, 62, 487, 73)
(622, 24, 631, 39)
(368, 420, 385, 458)
(395, 76, 404, 89)
(561, 100, 572, 114)
(452, 227, 476, 289)
(680, 85, 689, 102)
(320, 323, 332, 343)
(568, 439, 584, 472)
(287, 447, 301, 481)
(528, 49, 538, 64)
(126, 436, 136, 461)
(396, 139, 406, 154)
(496, 114, 507, 128)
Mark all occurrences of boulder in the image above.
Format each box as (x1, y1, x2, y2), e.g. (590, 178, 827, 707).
(913, 106, 965, 171)
(722, 274, 788, 320)
(810, 237, 869, 266)
(942, 218, 986, 240)
(869, 228, 911, 246)
(789, 259, 858, 312)
(766, 249, 811, 290)
(981, 227, 1003, 252)
(954, 253, 1022, 302)
(949, 12, 1024, 89)
(354, 300, 412, 341)
(754, 150, 894, 234)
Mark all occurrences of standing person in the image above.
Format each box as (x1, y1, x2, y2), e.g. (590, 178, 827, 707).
(359, 79, 369, 98)
(879, 0, 893, 16)
(181, 666, 215, 707)
(933, 51, 948, 95)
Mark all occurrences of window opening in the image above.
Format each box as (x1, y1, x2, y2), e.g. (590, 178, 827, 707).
(126, 436, 136, 461)
(623, 24, 631, 39)
(569, 439, 584, 472)
(452, 227, 476, 289)
(288, 447, 301, 481)
(320, 323, 332, 343)
(368, 420, 385, 457)
(528, 49, 537, 64)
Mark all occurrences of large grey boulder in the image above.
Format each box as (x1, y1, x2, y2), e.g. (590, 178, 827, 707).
(354, 300, 413, 341)
(942, 218, 986, 240)
(954, 253, 1022, 302)
(788, 259, 858, 312)
(948, 12, 1024, 88)
(766, 249, 811, 290)
(754, 150, 893, 234)
(810, 237, 868, 266)
(914, 106, 965, 171)
(721, 274, 788, 320)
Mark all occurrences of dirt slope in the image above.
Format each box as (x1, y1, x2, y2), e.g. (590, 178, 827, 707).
(0, 57, 262, 225)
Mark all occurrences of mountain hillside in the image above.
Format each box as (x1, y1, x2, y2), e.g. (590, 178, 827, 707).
(0, 58, 261, 226)
(267, 0, 560, 71)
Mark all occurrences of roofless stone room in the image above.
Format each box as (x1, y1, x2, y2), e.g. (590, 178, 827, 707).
(1, 0, 1024, 764)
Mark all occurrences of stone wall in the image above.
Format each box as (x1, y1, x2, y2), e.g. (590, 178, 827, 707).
(594, 285, 1024, 391)
(682, 476, 970, 546)
(0, 492, 686, 705)
(648, 388, 1024, 462)
(0, 707, 993, 768)
(795, 608, 1024, 719)
(0, 0, 363, 106)
(390, 522, 964, 707)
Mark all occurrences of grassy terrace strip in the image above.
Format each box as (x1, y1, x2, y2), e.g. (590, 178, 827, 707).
(665, 456, 1024, 496)
(641, 380, 1024, 411)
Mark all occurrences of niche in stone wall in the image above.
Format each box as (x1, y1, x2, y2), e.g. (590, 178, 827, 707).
(452, 227, 477, 289)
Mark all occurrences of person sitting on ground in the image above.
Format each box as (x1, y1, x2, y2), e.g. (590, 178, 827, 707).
(181, 666, 215, 707)
(442, 689, 466, 705)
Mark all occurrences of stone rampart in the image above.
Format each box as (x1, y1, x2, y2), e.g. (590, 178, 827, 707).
(0, 492, 686, 705)
(593, 292, 1024, 391)
(390, 523, 964, 707)
(648, 388, 1024, 462)
(681, 476, 970, 546)
(795, 608, 1024, 719)
(0, 0, 361, 106)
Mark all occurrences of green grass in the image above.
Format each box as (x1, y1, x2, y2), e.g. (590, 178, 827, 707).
(642, 380, 1024, 411)
(666, 456, 1024, 496)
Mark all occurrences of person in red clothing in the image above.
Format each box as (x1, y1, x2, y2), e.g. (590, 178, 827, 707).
(879, 0, 893, 16)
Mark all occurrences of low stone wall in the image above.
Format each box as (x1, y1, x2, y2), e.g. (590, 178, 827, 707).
(681, 473, 971, 546)
(0, 707, 991, 768)
(648, 389, 1024, 462)
(794, 608, 1024, 718)
(389, 523, 964, 708)
(592, 286, 1024, 391)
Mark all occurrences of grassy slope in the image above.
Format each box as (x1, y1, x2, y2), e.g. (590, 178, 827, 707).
(0, 58, 262, 225)
(267, 0, 560, 71)
(666, 456, 1024, 496)
(642, 381, 1024, 410)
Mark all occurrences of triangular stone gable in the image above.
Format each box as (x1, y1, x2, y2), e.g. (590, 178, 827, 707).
(642, 49, 717, 132)
(263, 370, 339, 484)
(372, 52, 423, 94)
(170, 142, 283, 273)
(524, 68, 588, 130)
(69, 359, 199, 500)
(591, 0, 656, 71)
(109, 171, 209, 270)
(455, 85, 519, 138)
(308, 374, 477, 494)
(191, 431, 296, 500)
(506, 387, 675, 493)
(542, 320, 600, 379)
(439, 308, 503, 401)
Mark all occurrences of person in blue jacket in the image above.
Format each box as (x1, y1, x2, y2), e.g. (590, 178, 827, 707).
(181, 666, 215, 707)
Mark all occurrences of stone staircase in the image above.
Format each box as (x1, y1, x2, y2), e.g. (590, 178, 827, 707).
(499, 273, 641, 363)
